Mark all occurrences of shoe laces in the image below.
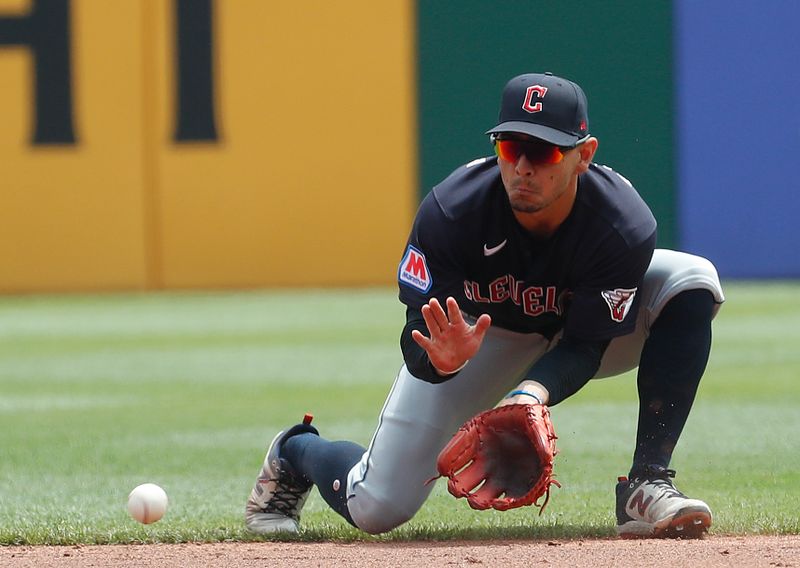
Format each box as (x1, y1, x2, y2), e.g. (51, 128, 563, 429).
(638, 469, 687, 500)
(262, 474, 309, 516)
(643, 477, 683, 498)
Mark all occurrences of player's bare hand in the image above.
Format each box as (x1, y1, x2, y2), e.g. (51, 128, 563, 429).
(411, 296, 491, 375)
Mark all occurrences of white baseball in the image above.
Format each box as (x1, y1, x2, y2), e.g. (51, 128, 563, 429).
(127, 483, 168, 524)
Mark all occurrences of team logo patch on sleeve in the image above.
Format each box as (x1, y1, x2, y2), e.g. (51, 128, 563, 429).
(399, 245, 432, 293)
(601, 288, 637, 322)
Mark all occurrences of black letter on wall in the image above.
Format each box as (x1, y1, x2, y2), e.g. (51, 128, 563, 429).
(0, 0, 75, 144)
(175, 0, 218, 142)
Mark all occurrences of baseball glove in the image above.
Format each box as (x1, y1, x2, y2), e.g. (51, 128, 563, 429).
(434, 403, 560, 512)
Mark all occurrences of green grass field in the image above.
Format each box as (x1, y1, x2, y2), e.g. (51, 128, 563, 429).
(1, 282, 798, 545)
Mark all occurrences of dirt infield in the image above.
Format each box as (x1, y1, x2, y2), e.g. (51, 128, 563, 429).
(2, 535, 799, 567)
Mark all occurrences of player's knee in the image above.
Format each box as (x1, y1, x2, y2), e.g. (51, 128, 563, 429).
(348, 496, 417, 535)
(660, 288, 716, 326)
(686, 255, 723, 296)
(675, 253, 722, 298)
(648, 250, 724, 322)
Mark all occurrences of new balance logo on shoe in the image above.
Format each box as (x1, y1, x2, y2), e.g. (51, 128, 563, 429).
(628, 489, 653, 516)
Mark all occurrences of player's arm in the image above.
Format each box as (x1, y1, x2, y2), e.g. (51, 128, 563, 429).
(498, 336, 610, 407)
(503, 231, 655, 407)
(401, 307, 445, 383)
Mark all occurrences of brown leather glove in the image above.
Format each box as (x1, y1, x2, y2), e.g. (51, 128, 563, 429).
(435, 404, 560, 511)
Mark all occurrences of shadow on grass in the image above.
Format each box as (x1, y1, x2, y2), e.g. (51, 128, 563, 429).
(256, 522, 616, 543)
(1, 524, 614, 546)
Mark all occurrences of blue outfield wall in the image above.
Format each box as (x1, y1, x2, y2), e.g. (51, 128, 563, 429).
(676, 0, 800, 278)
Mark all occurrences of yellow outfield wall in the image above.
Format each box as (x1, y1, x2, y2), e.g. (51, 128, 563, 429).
(0, 0, 416, 292)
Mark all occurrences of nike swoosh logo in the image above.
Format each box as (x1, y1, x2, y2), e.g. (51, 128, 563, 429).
(483, 239, 507, 256)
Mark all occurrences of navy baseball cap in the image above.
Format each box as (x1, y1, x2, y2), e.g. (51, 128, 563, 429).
(485, 72, 590, 146)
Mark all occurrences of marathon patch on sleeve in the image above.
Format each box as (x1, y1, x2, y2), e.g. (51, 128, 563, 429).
(601, 287, 637, 322)
(398, 245, 432, 293)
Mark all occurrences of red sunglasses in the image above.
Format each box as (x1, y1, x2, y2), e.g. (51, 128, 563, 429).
(492, 136, 571, 165)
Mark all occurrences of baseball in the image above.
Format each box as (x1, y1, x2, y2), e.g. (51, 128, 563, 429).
(127, 483, 168, 524)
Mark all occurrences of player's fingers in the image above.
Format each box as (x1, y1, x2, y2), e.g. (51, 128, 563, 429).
(472, 314, 492, 339)
(411, 329, 433, 351)
(420, 304, 442, 336)
(428, 298, 450, 330)
(445, 297, 465, 326)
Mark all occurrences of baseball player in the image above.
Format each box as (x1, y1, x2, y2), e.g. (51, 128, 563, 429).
(245, 72, 724, 538)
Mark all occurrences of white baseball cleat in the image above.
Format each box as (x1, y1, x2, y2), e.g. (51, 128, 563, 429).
(245, 414, 318, 534)
(615, 465, 712, 539)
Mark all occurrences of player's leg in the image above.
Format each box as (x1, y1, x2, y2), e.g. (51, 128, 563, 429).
(246, 325, 550, 535)
(341, 337, 540, 535)
(629, 288, 715, 475)
(341, 324, 550, 534)
(595, 249, 724, 538)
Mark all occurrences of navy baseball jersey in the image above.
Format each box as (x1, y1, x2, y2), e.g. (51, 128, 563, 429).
(398, 156, 657, 342)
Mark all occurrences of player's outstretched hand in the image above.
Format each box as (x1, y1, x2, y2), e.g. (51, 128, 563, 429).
(411, 296, 491, 376)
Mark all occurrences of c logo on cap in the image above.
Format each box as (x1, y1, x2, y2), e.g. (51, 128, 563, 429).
(522, 85, 548, 113)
